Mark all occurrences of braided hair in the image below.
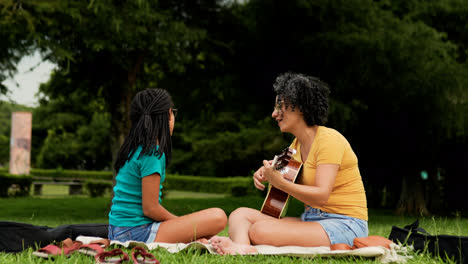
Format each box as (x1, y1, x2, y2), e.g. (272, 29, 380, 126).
(273, 72, 330, 126)
(114, 88, 173, 173)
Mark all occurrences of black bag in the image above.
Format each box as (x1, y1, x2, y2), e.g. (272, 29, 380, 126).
(0, 221, 108, 253)
(389, 219, 468, 264)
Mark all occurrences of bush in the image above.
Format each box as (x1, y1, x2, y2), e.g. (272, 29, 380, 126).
(84, 180, 112, 197)
(164, 174, 261, 196)
(0, 173, 32, 197)
(230, 184, 248, 197)
(0, 168, 265, 198)
(31, 168, 113, 181)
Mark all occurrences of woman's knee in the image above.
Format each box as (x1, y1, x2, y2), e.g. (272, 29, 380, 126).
(248, 222, 270, 245)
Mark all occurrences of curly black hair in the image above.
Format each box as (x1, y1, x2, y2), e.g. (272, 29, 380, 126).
(114, 88, 173, 173)
(273, 72, 330, 126)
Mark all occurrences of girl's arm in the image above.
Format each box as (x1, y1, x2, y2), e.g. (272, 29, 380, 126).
(142, 173, 178, 222)
(262, 160, 338, 207)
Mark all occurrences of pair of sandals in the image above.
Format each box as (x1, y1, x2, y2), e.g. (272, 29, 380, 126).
(33, 238, 83, 258)
(33, 238, 159, 264)
(95, 247, 159, 264)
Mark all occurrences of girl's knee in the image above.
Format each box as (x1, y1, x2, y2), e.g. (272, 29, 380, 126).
(229, 207, 254, 220)
(213, 208, 228, 222)
(208, 208, 227, 229)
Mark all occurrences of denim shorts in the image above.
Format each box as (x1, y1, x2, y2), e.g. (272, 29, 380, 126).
(108, 222, 161, 243)
(301, 206, 368, 246)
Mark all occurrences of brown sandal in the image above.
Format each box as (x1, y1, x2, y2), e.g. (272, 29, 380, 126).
(95, 248, 129, 264)
(131, 246, 160, 264)
(79, 239, 110, 256)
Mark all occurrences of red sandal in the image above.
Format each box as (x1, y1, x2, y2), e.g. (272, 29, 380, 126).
(33, 238, 82, 259)
(131, 246, 160, 264)
(78, 238, 110, 256)
(95, 248, 129, 264)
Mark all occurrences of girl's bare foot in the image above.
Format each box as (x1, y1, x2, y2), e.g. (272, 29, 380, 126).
(210, 236, 257, 255)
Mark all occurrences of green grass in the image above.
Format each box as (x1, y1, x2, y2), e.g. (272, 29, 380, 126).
(1, 188, 467, 263)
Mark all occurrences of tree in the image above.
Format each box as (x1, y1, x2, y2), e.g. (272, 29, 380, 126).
(204, 0, 467, 214)
(1, 0, 208, 166)
(2, 0, 466, 214)
(32, 84, 112, 170)
(0, 1, 36, 94)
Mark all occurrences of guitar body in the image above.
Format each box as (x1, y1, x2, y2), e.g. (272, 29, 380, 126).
(260, 148, 303, 218)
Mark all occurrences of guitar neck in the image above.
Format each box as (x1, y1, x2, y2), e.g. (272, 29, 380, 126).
(271, 155, 279, 167)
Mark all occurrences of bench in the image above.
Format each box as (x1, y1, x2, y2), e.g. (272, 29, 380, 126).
(32, 177, 84, 195)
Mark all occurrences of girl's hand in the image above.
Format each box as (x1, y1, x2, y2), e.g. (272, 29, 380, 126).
(262, 160, 285, 188)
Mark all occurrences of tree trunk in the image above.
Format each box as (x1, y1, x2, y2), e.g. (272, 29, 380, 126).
(107, 88, 133, 212)
(396, 171, 429, 216)
(108, 54, 145, 209)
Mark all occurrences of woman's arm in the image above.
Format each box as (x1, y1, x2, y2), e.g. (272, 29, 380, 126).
(262, 160, 338, 207)
(142, 173, 178, 222)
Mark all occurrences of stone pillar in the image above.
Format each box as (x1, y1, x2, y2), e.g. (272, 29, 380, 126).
(9, 112, 32, 175)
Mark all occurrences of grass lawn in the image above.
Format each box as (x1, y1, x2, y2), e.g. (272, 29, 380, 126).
(0, 186, 466, 263)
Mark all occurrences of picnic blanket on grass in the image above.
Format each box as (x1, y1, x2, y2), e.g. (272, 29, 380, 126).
(76, 236, 412, 263)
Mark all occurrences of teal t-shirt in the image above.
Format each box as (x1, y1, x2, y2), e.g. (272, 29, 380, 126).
(109, 146, 165, 227)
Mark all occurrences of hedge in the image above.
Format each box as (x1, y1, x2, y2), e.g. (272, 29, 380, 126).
(163, 175, 261, 196)
(30, 168, 113, 181)
(0, 172, 32, 197)
(84, 180, 113, 198)
(0, 168, 263, 197)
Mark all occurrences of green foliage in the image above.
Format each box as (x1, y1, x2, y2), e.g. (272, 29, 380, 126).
(30, 168, 112, 181)
(0, 1, 36, 94)
(0, 173, 32, 197)
(35, 128, 82, 169)
(0, 134, 8, 167)
(1, 0, 467, 213)
(32, 89, 112, 170)
(164, 175, 259, 196)
(170, 115, 291, 176)
(230, 184, 249, 197)
(34, 112, 112, 170)
(84, 180, 112, 198)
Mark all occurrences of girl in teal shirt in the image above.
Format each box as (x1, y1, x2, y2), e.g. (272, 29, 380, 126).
(109, 88, 227, 243)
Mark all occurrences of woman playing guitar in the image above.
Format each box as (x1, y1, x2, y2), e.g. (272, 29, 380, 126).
(211, 72, 368, 255)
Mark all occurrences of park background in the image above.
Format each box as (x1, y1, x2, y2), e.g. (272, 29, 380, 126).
(1, 0, 467, 217)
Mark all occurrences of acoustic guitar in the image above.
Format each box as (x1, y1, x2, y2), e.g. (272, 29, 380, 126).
(260, 147, 303, 218)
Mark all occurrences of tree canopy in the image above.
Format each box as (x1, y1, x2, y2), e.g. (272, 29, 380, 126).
(1, 0, 466, 214)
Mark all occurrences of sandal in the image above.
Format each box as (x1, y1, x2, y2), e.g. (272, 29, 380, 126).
(95, 248, 129, 264)
(131, 246, 160, 264)
(33, 238, 82, 258)
(79, 238, 110, 256)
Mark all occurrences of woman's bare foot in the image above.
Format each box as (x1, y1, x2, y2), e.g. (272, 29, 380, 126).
(195, 238, 210, 244)
(210, 236, 257, 255)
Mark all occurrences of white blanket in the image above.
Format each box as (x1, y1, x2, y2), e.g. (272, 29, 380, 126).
(76, 236, 412, 263)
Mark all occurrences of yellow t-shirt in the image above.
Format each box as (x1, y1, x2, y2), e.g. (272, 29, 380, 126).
(290, 126, 368, 221)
